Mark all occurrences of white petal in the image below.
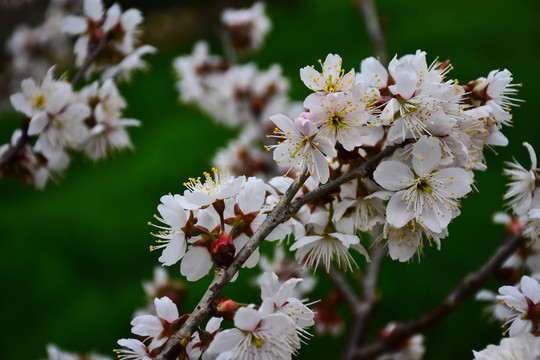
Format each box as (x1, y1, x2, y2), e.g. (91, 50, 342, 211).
(180, 246, 212, 281)
(158, 234, 186, 266)
(62, 16, 88, 34)
(373, 161, 414, 191)
(28, 113, 49, 135)
(412, 136, 441, 176)
(206, 329, 244, 355)
(389, 62, 417, 99)
(154, 296, 179, 322)
(386, 191, 415, 228)
(234, 306, 263, 331)
(130, 315, 162, 337)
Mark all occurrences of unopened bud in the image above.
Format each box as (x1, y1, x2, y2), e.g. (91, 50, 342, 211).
(212, 296, 240, 321)
(211, 232, 235, 268)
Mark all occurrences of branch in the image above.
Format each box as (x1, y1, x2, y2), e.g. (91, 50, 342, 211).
(0, 120, 29, 170)
(289, 144, 400, 214)
(357, 0, 387, 65)
(352, 231, 525, 360)
(328, 265, 362, 312)
(70, 34, 112, 87)
(156, 144, 401, 359)
(342, 244, 387, 360)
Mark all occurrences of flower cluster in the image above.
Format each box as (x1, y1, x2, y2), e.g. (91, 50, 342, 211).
(149, 166, 293, 281)
(221, 2, 272, 55)
(267, 50, 519, 262)
(62, 0, 156, 80)
(173, 3, 297, 179)
(114, 272, 314, 360)
(44, 344, 111, 360)
(0, 0, 154, 189)
(473, 332, 540, 360)
(3, 0, 75, 92)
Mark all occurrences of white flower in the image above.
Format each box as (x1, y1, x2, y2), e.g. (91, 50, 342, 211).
(332, 178, 389, 232)
(115, 338, 153, 360)
(376, 323, 425, 360)
(131, 297, 180, 349)
(383, 221, 447, 262)
(258, 246, 317, 298)
(497, 275, 540, 337)
(467, 69, 521, 127)
(46, 344, 111, 360)
(149, 194, 189, 266)
(290, 218, 370, 273)
(10, 66, 71, 119)
(503, 142, 539, 216)
(186, 317, 223, 360)
(180, 206, 220, 282)
(79, 79, 140, 160)
(259, 272, 315, 348)
(307, 92, 371, 150)
(374, 136, 474, 233)
(356, 56, 388, 90)
(224, 177, 282, 269)
(206, 306, 296, 360)
(300, 54, 356, 106)
(472, 333, 540, 360)
(180, 166, 245, 210)
(221, 2, 271, 54)
(173, 41, 228, 104)
(63, 0, 154, 79)
(101, 45, 157, 82)
(377, 51, 464, 142)
(33, 135, 70, 188)
(267, 114, 337, 184)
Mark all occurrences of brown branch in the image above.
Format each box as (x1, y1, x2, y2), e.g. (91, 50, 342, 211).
(288, 144, 400, 214)
(328, 266, 362, 312)
(341, 244, 387, 360)
(357, 0, 387, 65)
(352, 231, 525, 360)
(70, 34, 112, 87)
(0, 120, 29, 170)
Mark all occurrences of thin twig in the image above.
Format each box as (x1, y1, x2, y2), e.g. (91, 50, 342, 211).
(352, 232, 525, 360)
(341, 244, 387, 360)
(0, 121, 29, 170)
(357, 244, 387, 341)
(289, 144, 400, 214)
(357, 0, 387, 65)
(328, 266, 362, 311)
(70, 34, 111, 86)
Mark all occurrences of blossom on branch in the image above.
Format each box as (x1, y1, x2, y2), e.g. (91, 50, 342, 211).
(267, 113, 336, 183)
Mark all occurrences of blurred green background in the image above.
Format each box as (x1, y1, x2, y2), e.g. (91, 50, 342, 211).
(1, 0, 539, 359)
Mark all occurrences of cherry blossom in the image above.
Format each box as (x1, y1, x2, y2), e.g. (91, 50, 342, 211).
(206, 306, 296, 360)
(267, 114, 336, 183)
(374, 136, 474, 233)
